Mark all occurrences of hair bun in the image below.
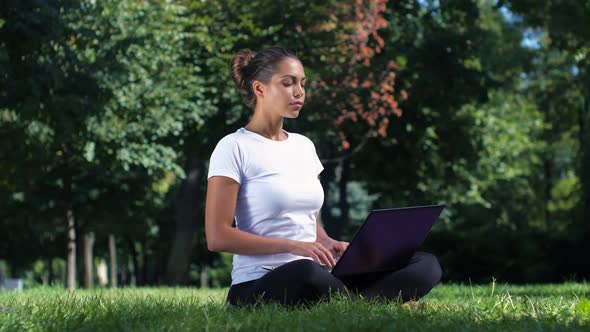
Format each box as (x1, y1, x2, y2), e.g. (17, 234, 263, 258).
(231, 49, 257, 92)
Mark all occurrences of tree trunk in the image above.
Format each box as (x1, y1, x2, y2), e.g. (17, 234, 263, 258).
(579, 71, 590, 279)
(109, 234, 117, 288)
(83, 232, 95, 288)
(47, 257, 53, 286)
(97, 259, 108, 287)
(64, 175, 77, 290)
(40, 260, 48, 285)
(200, 265, 209, 288)
(165, 161, 203, 285)
(76, 224, 84, 288)
(120, 256, 128, 286)
(127, 237, 141, 286)
(581, 83, 590, 227)
(142, 238, 151, 285)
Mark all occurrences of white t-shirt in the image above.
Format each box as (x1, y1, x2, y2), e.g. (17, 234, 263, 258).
(207, 127, 324, 285)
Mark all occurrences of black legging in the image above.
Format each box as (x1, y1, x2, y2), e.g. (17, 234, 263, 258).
(227, 251, 442, 307)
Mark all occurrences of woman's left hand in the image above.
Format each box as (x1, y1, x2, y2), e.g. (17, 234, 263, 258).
(317, 238, 349, 259)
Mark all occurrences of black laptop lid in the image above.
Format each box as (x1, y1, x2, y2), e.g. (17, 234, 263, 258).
(331, 205, 444, 278)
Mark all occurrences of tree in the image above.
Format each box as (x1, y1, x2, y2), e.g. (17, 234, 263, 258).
(497, 0, 590, 278)
(0, 0, 107, 289)
(0, 0, 212, 288)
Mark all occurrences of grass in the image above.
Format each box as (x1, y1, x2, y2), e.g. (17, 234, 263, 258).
(0, 282, 589, 331)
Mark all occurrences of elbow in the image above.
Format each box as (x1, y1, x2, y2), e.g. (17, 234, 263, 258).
(206, 235, 224, 252)
(207, 240, 220, 252)
(205, 222, 230, 252)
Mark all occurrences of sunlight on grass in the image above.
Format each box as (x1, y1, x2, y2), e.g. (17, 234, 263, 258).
(0, 283, 589, 331)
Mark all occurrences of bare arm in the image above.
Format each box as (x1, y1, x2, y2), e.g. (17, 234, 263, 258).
(316, 212, 331, 243)
(205, 176, 336, 267)
(315, 211, 349, 258)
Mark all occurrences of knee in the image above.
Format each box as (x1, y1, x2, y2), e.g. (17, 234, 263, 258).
(289, 258, 320, 270)
(285, 259, 323, 281)
(414, 252, 442, 287)
(286, 259, 341, 289)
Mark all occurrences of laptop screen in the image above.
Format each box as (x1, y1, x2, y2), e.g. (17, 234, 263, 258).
(331, 205, 444, 278)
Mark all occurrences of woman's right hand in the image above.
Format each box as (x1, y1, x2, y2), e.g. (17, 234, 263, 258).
(289, 240, 336, 269)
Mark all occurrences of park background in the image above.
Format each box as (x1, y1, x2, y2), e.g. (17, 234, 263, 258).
(0, 0, 588, 291)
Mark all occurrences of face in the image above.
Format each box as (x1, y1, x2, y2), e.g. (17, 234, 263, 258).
(254, 57, 306, 118)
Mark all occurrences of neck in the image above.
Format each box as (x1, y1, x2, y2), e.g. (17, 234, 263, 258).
(245, 106, 287, 141)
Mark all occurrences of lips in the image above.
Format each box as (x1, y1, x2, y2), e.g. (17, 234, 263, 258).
(290, 102, 303, 107)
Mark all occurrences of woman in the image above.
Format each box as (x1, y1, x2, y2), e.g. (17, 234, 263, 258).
(205, 46, 442, 307)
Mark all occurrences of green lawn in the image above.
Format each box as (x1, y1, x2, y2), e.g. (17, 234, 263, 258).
(1, 282, 589, 331)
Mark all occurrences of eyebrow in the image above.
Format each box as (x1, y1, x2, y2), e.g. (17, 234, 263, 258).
(280, 75, 306, 80)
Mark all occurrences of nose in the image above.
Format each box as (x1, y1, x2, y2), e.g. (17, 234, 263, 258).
(293, 83, 304, 98)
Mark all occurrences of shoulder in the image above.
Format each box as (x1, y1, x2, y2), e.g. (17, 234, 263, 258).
(289, 131, 314, 145)
(290, 132, 318, 151)
(215, 132, 240, 147)
(210, 131, 248, 161)
(208, 131, 248, 182)
(213, 129, 250, 150)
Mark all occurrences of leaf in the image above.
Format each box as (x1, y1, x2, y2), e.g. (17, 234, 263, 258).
(84, 141, 96, 162)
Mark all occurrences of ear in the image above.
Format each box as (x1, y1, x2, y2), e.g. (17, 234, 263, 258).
(252, 80, 265, 98)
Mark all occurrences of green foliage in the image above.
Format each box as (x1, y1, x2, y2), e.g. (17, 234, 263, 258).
(208, 252, 233, 288)
(577, 295, 590, 318)
(1, 0, 589, 286)
(458, 90, 544, 210)
(548, 172, 581, 215)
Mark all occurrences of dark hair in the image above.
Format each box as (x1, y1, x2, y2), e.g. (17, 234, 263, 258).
(231, 46, 300, 109)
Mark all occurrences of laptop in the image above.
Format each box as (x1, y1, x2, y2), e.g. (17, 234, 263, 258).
(329, 204, 444, 278)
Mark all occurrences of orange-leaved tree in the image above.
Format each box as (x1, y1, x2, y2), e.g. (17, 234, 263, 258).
(301, 0, 405, 157)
